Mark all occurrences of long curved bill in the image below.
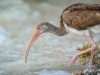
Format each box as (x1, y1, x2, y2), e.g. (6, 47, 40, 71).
(25, 28, 41, 63)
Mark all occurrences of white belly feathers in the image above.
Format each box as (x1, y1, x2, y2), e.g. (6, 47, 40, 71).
(63, 22, 100, 36)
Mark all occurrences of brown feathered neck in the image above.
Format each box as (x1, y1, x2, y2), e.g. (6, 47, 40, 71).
(42, 22, 68, 36)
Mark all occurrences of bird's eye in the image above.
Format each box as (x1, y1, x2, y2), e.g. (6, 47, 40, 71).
(37, 27, 40, 29)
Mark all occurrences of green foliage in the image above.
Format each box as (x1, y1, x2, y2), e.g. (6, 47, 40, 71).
(77, 43, 99, 64)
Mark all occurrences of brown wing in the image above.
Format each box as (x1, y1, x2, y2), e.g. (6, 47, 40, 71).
(64, 3, 100, 12)
(62, 10, 100, 30)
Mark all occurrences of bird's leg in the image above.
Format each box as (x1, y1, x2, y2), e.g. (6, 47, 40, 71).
(68, 34, 96, 70)
(88, 34, 96, 70)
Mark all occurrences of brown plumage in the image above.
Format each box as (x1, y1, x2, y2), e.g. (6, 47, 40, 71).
(25, 3, 100, 70)
(60, 2, 100, 30)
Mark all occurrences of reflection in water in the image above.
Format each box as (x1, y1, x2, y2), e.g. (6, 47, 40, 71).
(0, 0, 100, 75)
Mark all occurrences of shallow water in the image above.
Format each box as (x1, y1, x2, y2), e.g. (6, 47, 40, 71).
(0, 0, 100, 75)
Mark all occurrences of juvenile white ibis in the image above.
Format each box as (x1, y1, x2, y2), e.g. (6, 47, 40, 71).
(25, 3, 100, 70)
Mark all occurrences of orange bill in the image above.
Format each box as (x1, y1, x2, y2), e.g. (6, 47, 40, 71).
(25, 28, 41, 63)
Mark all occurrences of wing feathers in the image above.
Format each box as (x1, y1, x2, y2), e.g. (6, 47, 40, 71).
(63, 10, 100, 30)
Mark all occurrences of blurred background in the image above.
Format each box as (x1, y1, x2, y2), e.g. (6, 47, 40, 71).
(0, 0, 100, 75)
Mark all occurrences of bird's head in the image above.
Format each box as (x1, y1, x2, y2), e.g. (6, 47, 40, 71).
(37, 22, 51, 33)
(25, 22, 51, 63)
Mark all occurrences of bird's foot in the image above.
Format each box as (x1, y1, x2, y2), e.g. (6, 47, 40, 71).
(68, 53, 80, 66)
(83, 68, 97, 75)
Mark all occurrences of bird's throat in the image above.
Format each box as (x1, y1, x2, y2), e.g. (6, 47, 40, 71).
(48, 23, 68, 36)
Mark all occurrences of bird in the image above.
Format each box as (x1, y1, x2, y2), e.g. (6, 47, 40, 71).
(25, 3, 100, 70)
